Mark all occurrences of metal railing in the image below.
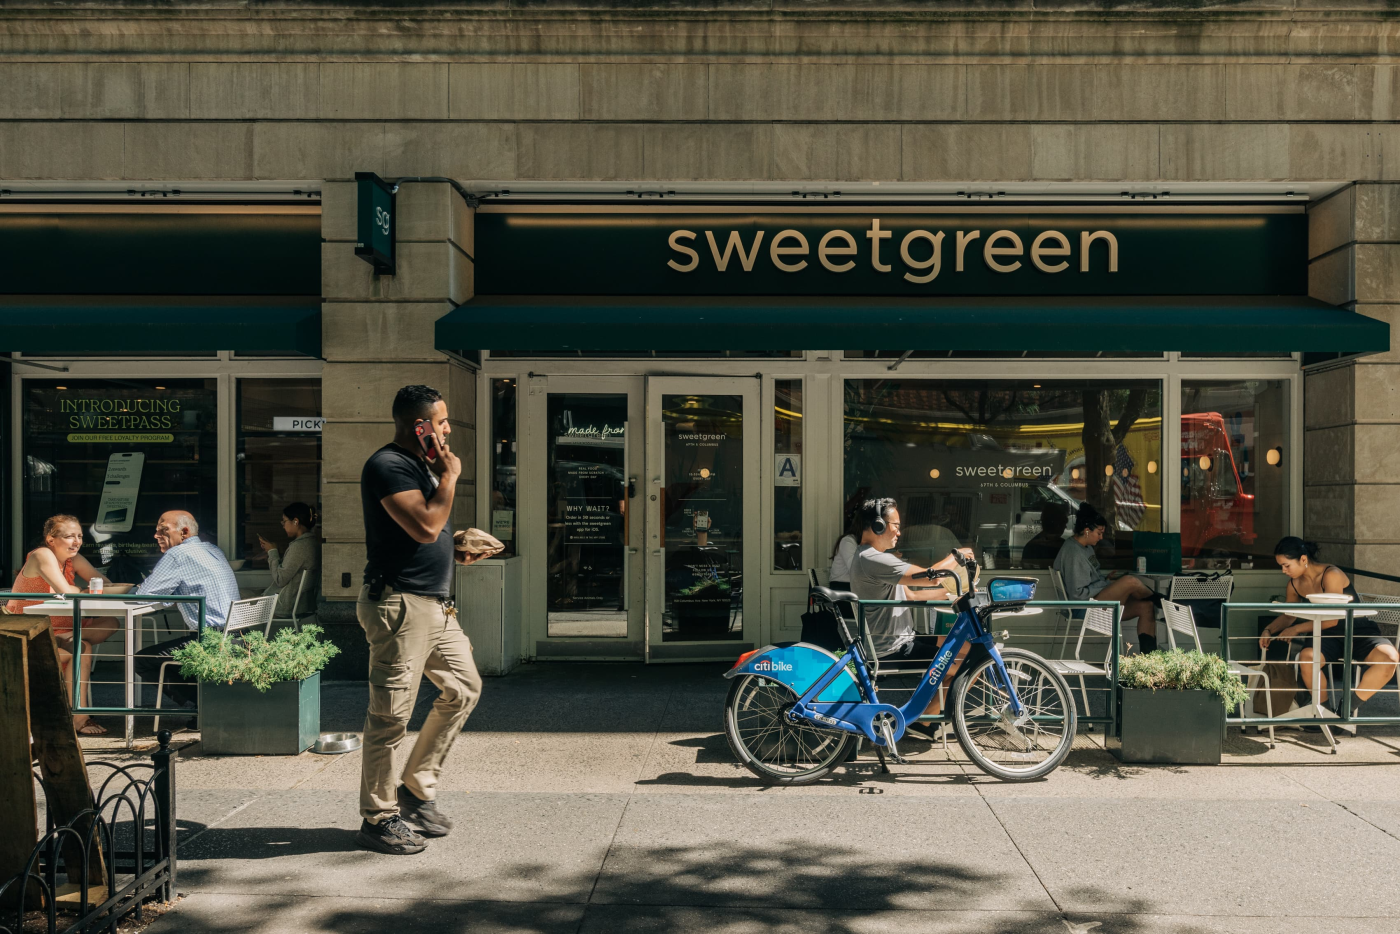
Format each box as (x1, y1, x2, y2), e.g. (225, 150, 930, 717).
(839, 597, 1125, 729)
(0, 592, 207, 718)
(0, 731, 177, 934)
(1221, 600, 1400, 732)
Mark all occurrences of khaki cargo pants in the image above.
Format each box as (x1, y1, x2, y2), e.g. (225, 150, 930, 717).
(358, 584, 483, 824)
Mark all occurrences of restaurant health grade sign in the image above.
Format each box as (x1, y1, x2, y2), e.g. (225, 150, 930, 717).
(475, 209, 1306, 297)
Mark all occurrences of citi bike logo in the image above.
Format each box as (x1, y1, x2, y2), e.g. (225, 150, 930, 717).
(753, 658, 794, 673)
(927, 653, 952, 685)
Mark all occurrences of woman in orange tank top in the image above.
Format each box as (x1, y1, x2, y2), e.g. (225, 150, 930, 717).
(8, 515, 122, 735)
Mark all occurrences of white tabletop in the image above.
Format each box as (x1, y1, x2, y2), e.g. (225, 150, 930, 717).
(21, 598, 165, 615)
(1271, 605, 1377, 621)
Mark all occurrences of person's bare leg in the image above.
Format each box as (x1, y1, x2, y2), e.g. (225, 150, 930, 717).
(1298, 647, 1330, 698)
(72, 618, 118, 735)
(923, 642, 970, 717)
(1126, 599, 1156, 638)
(1355, 644, 1400, 703)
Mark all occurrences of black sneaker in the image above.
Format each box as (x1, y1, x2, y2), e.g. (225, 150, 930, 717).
(905, 719, 946, 742)
(355, 815, 427, 855)
(396, 786, 453, 837)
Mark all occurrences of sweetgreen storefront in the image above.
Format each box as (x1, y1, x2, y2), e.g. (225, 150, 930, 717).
(436, 203, 1387, 662)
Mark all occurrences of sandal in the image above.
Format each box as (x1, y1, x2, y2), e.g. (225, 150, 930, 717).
(75, 720, 108, 736)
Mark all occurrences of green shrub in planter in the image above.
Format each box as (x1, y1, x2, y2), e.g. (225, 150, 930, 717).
(1109, 649, 1248, 765)
(173, 625, 340, 755)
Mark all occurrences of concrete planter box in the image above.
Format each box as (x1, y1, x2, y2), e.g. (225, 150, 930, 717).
(1109, 687, 1226, 765)
(198, 672, 320, 756)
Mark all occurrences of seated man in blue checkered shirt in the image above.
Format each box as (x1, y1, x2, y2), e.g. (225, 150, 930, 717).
(133, 510, 241, 718)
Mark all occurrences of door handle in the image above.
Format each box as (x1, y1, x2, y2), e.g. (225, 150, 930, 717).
(652, 549, 664, 557)
(627, 547, 639, 555)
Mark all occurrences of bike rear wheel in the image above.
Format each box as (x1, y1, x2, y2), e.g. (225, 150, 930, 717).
(724, 675, 856, 785)
(950, 647, 1076, 782)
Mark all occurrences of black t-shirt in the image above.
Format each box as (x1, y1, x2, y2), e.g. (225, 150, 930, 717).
(361, 443, 453, 597)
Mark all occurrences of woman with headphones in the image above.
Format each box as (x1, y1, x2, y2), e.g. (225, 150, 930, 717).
(847, 497, 972, 740)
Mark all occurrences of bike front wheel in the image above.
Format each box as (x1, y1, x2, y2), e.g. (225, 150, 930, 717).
(724, 674, 856, 785)
(950, 647, 1076, 782)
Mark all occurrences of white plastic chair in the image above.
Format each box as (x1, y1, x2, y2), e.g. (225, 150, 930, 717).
(153, 594, 278, 733)
(1162, 598, 1274, 747)
(1047, 605, 1125, 718)
(269, 569, 317, 633)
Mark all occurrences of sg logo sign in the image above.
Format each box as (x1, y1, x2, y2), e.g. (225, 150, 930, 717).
(375, 205, 391, 237)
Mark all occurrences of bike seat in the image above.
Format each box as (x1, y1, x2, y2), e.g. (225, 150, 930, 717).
(810, 585, 859, 605)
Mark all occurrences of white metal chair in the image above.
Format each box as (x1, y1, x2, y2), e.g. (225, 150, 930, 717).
(1050, 568, 1080, 657)
(152, 594, 278, 733)
(1162, 598, 1274, 746)
(269, 569, 317, 633)
(1047, 605, 1125, 718)
(1353, 594, 1400, 695)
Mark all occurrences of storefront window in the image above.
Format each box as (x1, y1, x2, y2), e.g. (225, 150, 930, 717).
(22, 379, 218, 579)
(491, 379, 518, 556)
(844, 379, 1163, 570)
(236, 379, 322, 573)
(774, 379, 802, 571)
(1180, 380, 1289, 563)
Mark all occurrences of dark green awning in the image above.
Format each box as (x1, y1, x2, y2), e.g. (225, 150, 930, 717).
(0, 304, 321, 357)
(436, 295, 1388, 356)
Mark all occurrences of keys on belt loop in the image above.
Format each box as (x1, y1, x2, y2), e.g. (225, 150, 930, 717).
(442, 596, 458, 619)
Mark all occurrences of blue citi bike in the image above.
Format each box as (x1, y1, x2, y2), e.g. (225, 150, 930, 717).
(723, 551, 1077, 783)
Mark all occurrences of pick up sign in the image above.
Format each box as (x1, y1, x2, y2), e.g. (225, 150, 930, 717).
(273, 417, 324, 432)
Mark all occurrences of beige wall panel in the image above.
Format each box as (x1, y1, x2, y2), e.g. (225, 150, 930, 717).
(450, 471, 477, 532)
(1025, 65, 1096, 121)
(322, 542, 367, 600)
(391, 182, 470, 245)
(518, 123, 644, 180)
(1225, 64, 1357, 121)
(1289, 124, 1372, 181)
(254, 123, 384, 181)
(449, 64, 579, 121)
(1354, 243, 1400, 303)
(322, 180, 356, 243)
(641, 124, 774, 180)
(1355, 363, 1400, 421)
(1304, 364, 1355, 430)
(322, 421, 394, 482)
(966, 65, 1027, 122)
(322, 302, 452, 363)
(1354, 183, 1400, 241)
(1303, 482, 1354, 542)
(1095, 65, 1226, 121)
(1360, 64, 1400, 121)
(446, 361, 479, 433)
(1030, 123, 1157, 181)
(1353, 483, 1400, 540)
(1353, 303, 1400, 363)
(0, 122, 123, 178)
(381, 123, 517, 181)
(1303, 425, 1355, 485)
(123, 122, 254, 179)
(1353, 423, 1400, 483)
(320, 63, 448, 120)
(321, 480, 366, 544)
(1309, 246, 1355, 307)
(902, 124, 1033, 181)
(190, 64, 318, 120)
(773, 124, 901, 180)
(0, 63, 188, 120)
(709, 64, 964, 122)
(1158, 124, 1290, 181)
(1308, 185, 1354, 260)
(1352, 546, 1400, 594)
(582, 64, 708, 120)
(322, 242, 471, 304)
(323, 361, 450, 421)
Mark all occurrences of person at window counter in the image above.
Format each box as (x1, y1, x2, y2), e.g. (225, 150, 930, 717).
(848, 497, 970, 739)
(1053, 504, 1159, 653)
(7, 514, 124, 735)
(257, 502, 320, 618)
(354, 385, 488, 856)
(132, 510, 240, 715)
(1259, 537, 1399, 714)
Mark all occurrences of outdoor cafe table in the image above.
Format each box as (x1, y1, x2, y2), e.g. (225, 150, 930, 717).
(22, 597, 167, 750)
(1264, 603, 1379, 753)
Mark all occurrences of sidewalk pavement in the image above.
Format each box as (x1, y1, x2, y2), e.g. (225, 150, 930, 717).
(74, 663, 1400, 934)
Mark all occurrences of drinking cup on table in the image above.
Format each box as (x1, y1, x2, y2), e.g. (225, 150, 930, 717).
(89, 578, 103, 595)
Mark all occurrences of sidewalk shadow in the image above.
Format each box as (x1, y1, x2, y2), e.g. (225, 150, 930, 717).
(181, 825, 360, 862)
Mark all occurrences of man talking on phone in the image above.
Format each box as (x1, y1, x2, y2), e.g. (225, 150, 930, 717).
(355, 384, 486, 855)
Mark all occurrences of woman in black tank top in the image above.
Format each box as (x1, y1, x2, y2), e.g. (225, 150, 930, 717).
(1260, 538, 1398, 711)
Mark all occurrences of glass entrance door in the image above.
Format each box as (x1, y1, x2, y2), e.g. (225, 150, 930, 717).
(645, 378, 759, 659)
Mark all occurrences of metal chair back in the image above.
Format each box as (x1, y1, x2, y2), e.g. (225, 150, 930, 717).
(1359, 593, 1400, 648)
(224, 594, 278, 637)
(1169, 574, 1234, 602)
(272, 569, 313, 626)
(1161, 599, 1203, 651)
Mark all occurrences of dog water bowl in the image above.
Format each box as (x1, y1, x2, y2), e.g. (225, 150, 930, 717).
(314, 732, 362, 755)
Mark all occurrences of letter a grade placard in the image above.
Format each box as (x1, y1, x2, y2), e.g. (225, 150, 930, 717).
(355, 171, 396, 275)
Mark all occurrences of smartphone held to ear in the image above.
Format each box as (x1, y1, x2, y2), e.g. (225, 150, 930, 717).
(414, 420, 440, 462)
